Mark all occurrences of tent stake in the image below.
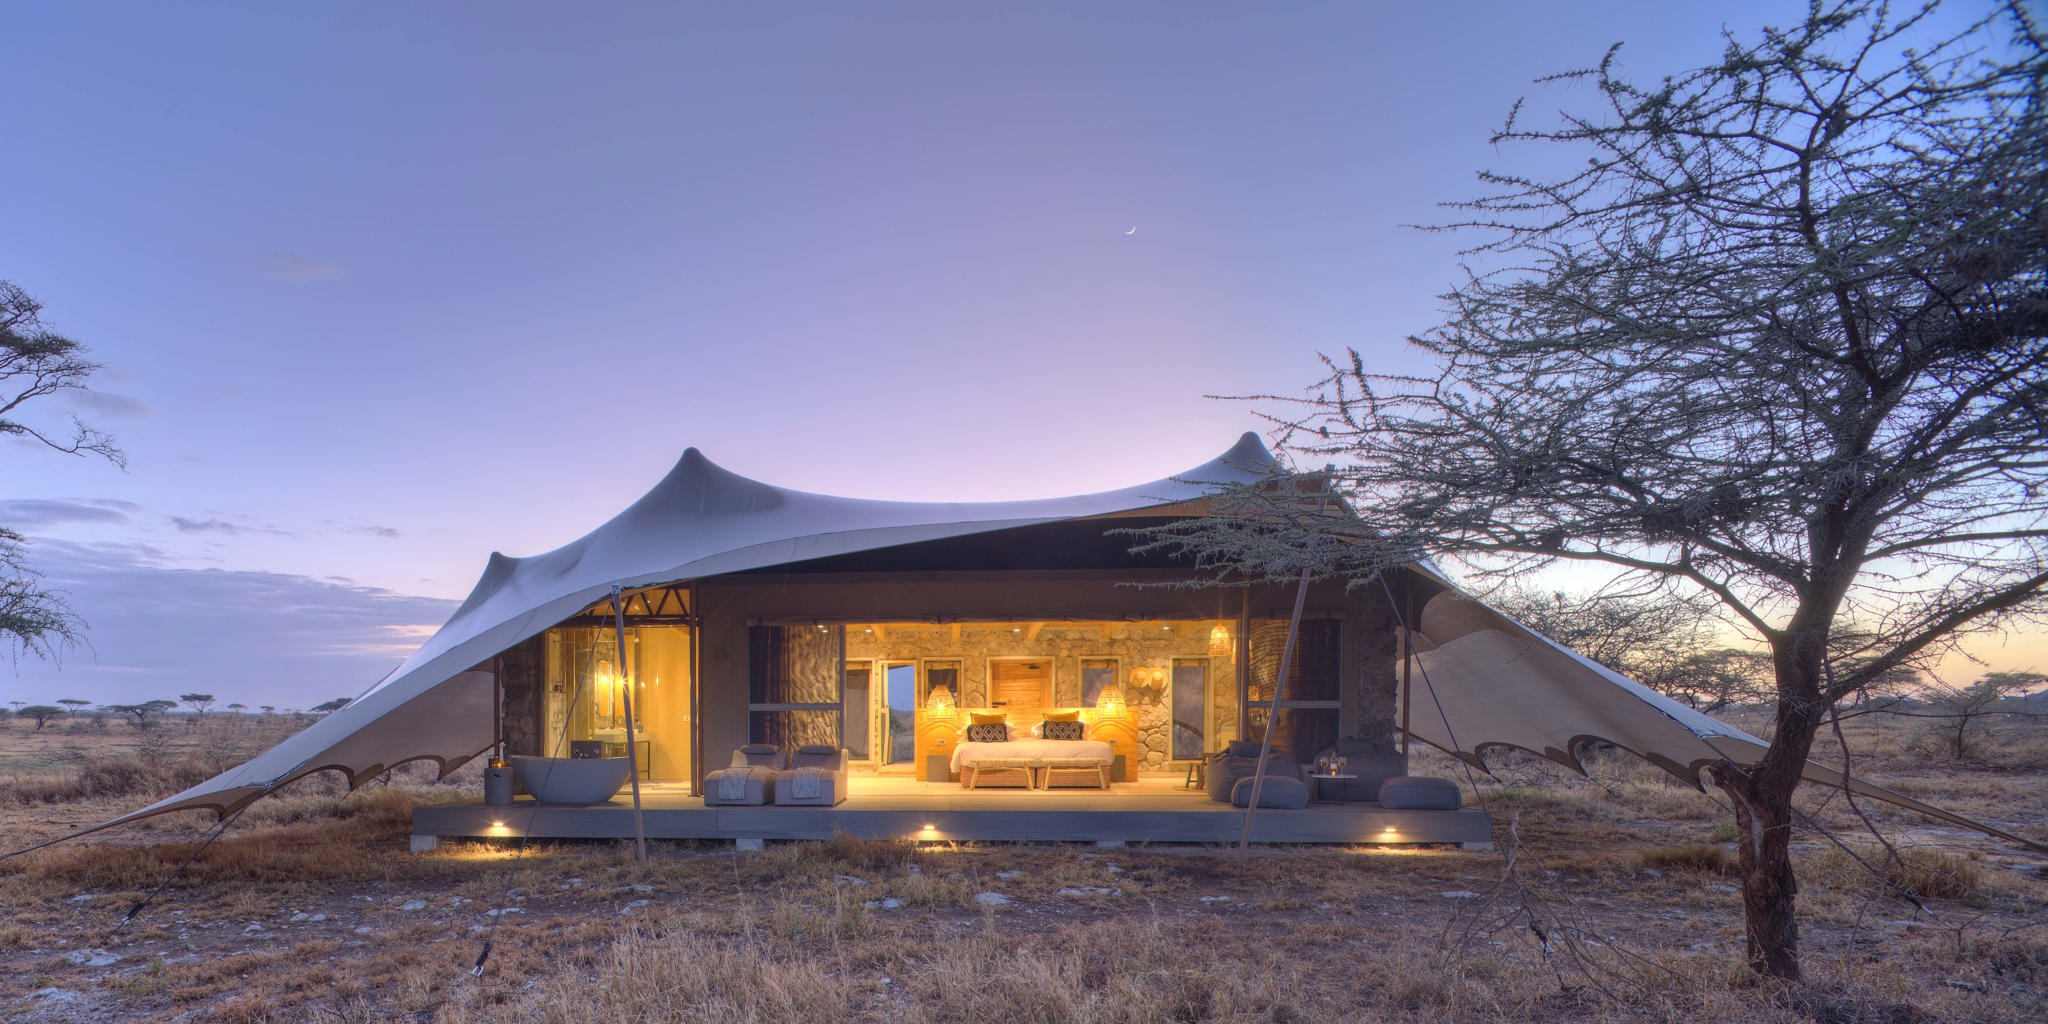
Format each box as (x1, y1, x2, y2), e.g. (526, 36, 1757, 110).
(1238, 568, 1311, 853)
(612, 586, 649, 864)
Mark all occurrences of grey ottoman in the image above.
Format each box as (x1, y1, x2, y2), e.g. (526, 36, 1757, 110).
(1377, 776, 1462, 810)
(702, 765, 776, 806)
(1230, 775, 1310, 809)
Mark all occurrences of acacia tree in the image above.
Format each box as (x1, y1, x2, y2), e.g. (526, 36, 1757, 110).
(2, 280, 124, 662)
(17, 704, 65, 730)
(105, 699, 177, 730)
(1237, 2, 2044, 981)
(1898, 669, 2043, 755)
(1492, 588, 1776, 711)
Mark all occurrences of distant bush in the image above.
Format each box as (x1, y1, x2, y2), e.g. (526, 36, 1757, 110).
(0, 752, 226, 806)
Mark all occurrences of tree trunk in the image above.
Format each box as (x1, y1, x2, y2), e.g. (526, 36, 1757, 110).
(1709, 670, 1827, 981)
(1708, 757, 1803, 980)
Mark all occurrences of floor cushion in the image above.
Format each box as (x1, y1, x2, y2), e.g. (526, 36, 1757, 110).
(1230, 774, 1310, 809)
(1377, 775, 1462, 810)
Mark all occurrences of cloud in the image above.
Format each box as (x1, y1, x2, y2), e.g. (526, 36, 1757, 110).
(350, 525, 402, 539)
(4, 540, 458, 709)
(0, 499, 139, 530)
(61, 390, 151, 421)
(167, 515, 287, 537)
(265, 257, 348, 283)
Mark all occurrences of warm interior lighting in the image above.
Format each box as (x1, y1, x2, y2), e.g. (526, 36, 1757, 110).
(1096, 680, 1126, 714)
(925, 682, 957, 713)
(1209, 624, 1231, 655)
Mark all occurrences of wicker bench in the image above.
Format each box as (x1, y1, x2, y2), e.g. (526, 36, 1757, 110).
(1039, 757, 1111, 790)
(963, 757, 1036, 790)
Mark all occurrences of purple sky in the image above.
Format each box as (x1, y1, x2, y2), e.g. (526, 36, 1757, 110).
(4, 2, 2027, 708)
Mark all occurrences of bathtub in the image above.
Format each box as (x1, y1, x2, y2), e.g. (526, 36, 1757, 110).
(508, 755, 635, 804)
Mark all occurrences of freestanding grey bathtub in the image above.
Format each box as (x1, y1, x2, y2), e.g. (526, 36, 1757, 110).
(509, 755, 635, 804)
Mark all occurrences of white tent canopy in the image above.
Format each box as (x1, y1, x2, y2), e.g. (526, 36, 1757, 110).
(1402, 582, 2045, 851)
(36, 432, 2043, 854)
(74, 433, 1284, 831)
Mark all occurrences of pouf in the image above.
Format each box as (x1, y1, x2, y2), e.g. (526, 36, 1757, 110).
(1377, 775, 1462, 810)
(1230, 775, 1310, 809)
(702, 764, 776, 806)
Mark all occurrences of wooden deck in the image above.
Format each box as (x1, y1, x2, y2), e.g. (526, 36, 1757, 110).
(411, 776, 1495, 850)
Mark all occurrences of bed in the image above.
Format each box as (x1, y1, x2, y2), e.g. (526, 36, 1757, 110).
(951, 736, 1115, 783)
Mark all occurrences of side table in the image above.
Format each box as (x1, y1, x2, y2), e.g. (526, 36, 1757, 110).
(1309, 773, 1357, 804)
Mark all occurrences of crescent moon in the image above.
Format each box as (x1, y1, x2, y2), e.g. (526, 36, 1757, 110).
(1124, 226, 1137, 235)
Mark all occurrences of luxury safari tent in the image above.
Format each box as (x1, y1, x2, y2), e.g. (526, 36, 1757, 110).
(44, 434, 2043, 854)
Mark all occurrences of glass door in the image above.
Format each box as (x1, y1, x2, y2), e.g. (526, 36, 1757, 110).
(883, 661, 917, 768)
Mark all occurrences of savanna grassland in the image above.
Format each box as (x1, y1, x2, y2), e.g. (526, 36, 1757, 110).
(1, 712, 2043, 1023)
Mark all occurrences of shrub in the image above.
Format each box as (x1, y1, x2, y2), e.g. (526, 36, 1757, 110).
(1640, 843, 1734, 875)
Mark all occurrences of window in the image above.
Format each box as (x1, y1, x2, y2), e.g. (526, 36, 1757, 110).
(748, 625, 843, 748)
(1079, 657, 1119, 708)
(923, 659, 961, 707)
(1244, 619, 1341, 759)
(1170, 658, 1208, 760)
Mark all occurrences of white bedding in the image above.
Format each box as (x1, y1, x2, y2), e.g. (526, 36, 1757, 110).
(951, 738, 1113, 773)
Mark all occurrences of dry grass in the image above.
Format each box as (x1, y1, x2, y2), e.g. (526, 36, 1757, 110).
(1641, 843, 1736, 876)
(0, 718, 2042, 1023)
(1807, 844, 1987, 903)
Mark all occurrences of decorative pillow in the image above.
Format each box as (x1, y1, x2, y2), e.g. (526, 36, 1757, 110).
(1042, 710, 1081, 723)
(964, 723, 1009, 743)
(968, 711, 1007, 726)
(1041, 720, 1086, 741)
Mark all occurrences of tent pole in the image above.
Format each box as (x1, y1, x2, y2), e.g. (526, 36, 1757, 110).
(611, 586, 648, 864)
(1238, 568, 1311, 853)
(1398, 575, 1413, 759)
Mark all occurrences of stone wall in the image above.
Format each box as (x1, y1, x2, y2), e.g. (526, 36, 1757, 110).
(496, 635, 546, 758)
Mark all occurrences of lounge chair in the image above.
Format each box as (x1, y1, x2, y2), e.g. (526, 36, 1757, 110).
(1205, 741, 1310, 808)
(703, 743, 785, 806)
(772, 745, 848, 806)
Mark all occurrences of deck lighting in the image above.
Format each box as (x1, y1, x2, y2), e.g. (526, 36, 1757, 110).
(492, 820, 506, 828)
